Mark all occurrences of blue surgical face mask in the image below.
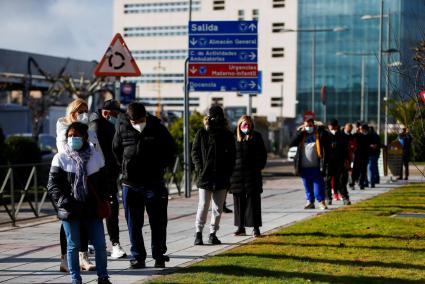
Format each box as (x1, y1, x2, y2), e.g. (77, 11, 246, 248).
(108, 116, 117, 125)
(305, 126, 314, 134)
(67, 137, 83, 151)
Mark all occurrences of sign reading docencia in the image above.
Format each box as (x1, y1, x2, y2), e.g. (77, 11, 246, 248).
(94, 33, 141, 77)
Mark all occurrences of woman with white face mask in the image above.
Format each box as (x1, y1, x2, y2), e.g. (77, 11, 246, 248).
(48, 122, 111, 284)
(55, 98, 105, 273)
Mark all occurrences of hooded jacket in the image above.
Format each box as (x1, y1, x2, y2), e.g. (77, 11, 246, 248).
(47, 143, 107, 220)
(112, 114, 176, 187)
(192, 122, 236, 191)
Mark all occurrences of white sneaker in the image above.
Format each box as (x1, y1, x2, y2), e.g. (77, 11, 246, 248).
(79, 251, 96, 271)
(319, 201, 328, 210)
(110, 243, 127, 259)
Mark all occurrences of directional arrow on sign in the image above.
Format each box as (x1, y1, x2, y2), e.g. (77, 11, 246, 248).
(190, 66, 198, 74)
(249, 23, 257, 31)
(190, 38, 198, 46)
(249, 81, 257, 89)
(249, 52, 256, 60)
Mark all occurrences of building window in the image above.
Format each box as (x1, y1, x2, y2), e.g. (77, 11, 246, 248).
(213, 0, 225, 10)
(123, 25, 187, 37)
(132, 49, 187, 60)
(252, 9, 259, 20)
(124, 1, 201, 14)
(272, 48, 285, 58)
(271, 97, 283, 107)
(130, 73, 184, 84)
(272, 22, 285, 33)
(271, 72, 284, 83)
(272, 0, 285, 8)
(211, 97, 223, 106)
(238, 10, 244, 20)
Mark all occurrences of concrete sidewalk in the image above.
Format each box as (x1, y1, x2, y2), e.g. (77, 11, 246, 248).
(0, 175, 417, 284)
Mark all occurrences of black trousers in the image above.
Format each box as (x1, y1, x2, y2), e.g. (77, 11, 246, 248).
(400, 156, 409, 179)
(122, 184, 168, 261)
(233, 192, 262, 228)
(60, 222, 88, 255)
(352, 157, 368, 187)
(105, 179, 120, 245)
(326, 166, 349, 201)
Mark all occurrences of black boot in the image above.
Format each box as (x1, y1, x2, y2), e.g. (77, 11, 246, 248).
(194, 232, 203, 245)
(98, 277, 112, 284)
(223, 202, 232, 213)
(208, 233, 222, 245)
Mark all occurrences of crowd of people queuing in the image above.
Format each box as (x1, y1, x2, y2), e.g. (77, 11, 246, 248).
(291, 117, 411, 211)
(46, 98, 411, 284)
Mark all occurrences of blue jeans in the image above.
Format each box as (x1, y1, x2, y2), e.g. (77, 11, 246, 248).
(62, 217, 108, 282)
(122, 184, 168, 262)
(300, 167, 326, 202)
(368, 154, 380, 186)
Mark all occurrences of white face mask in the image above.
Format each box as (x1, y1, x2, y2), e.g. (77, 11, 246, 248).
(77, 112, 89, 124)
(132, 122, 146, 133)
(330, 130, 337, 135)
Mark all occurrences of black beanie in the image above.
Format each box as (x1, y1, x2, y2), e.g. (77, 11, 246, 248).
(208, 105, 224, 119)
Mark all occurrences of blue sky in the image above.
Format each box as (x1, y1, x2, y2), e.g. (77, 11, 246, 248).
(0, 0, 113, 61)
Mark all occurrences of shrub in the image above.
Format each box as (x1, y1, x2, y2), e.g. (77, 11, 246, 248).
(5, 136, 41, 165)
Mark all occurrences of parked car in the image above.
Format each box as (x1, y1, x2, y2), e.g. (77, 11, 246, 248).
(287, 146, 297, 162)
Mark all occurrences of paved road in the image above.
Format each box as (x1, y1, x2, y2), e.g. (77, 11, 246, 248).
(1, 164, 416, 284)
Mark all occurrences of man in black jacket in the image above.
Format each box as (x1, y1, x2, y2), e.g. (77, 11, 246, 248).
(368, 126, 381, 187)
(112, 103, 176, 269)
(351, 123, 371, 190)
(89, 99, 127, 259)
(192, 106, 236, 245)
(325, 119, 351, 205)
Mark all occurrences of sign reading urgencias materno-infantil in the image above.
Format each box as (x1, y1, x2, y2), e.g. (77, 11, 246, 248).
(188, 21, 258, 93)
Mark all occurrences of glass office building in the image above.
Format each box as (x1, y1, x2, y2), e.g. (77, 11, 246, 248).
(296, 0, 425, 124)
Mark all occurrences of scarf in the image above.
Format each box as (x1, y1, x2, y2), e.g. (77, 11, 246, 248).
(65, 143, 91, 202)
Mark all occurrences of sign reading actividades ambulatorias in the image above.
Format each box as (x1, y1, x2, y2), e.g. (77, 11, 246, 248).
(188, 21, 258, 93)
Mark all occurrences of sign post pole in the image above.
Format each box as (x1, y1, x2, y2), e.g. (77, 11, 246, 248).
(115, 76, 120, 101)
(184, 58, 191, 198)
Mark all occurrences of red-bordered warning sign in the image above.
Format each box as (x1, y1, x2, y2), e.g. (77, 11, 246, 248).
(94, 33, 141, 77)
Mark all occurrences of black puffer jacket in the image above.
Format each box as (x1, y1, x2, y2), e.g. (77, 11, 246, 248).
(326, 130, 348, 174)
(89, 111, 120, 180)
(47, 144, 107, 220)
(192, 126, 236, 191)
(230, 131, 267, 194)
(112, 114, 176, 187)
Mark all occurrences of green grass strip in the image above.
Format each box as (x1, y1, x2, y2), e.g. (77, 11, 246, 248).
(148, 184, 425, 284)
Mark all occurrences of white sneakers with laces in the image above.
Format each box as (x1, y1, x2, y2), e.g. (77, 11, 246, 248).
(110, 243, 127, 259)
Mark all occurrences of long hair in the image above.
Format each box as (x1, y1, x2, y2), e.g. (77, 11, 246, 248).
(236, 115, 254, 142)
(66, 98, 88, 124)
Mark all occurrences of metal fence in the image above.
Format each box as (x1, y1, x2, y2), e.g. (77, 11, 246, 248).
(0, 162, 57, 226)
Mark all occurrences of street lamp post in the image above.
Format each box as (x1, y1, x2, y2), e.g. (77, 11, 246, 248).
(336, 51, 374, 121)
(362, 0, 386, 133)
(283, 27, 348, 118)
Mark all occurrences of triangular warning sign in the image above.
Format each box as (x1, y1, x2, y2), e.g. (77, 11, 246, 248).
(94, 33, 141, 77)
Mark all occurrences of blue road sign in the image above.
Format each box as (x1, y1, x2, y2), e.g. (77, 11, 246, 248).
(189, 21, 257, 35)
(189, 49, 257, 63)
(189, 78, 258, 93)
(188, 20, 258, 93)
(189, 35, 257, 49)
